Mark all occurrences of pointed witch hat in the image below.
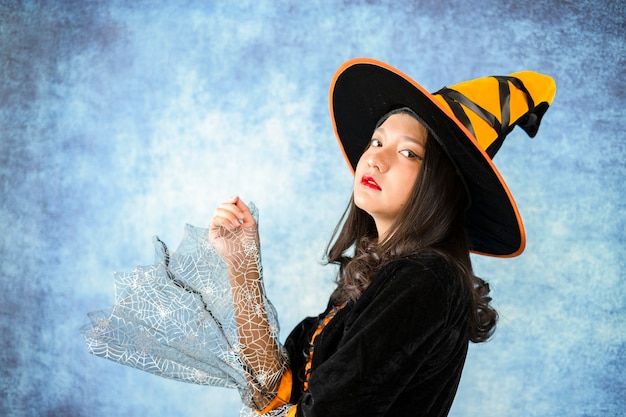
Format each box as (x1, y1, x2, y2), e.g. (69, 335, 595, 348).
(329, 58, 556, 257)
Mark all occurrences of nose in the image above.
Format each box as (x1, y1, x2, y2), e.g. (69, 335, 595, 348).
(366, 153, 388, 172)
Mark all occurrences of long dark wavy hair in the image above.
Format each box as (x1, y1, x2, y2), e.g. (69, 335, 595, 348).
(325, 112, 498, 343)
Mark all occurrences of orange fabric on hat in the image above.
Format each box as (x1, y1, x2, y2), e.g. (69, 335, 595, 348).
(433, 71, 557, 152)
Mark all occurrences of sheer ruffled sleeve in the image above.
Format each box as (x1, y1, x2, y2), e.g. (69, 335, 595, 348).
(81, 203, 292, 416)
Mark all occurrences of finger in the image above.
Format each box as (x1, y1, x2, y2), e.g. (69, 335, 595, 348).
(233, 199, 256, 227)
(217, 203, 245, 220)
(212, 208, 244, 229)
(209, 216, 236, 234)
(215, 196, 247, 222)
(211, 199, 244, 228)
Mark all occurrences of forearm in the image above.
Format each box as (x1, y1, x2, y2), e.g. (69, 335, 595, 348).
(228, 262, 286, 410)
(209, 197, 287, 410)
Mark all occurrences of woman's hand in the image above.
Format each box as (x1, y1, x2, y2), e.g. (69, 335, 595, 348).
(209, 196, 259, 271)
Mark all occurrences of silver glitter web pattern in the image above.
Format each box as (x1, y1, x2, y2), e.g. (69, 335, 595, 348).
(81, 204, 288, 413)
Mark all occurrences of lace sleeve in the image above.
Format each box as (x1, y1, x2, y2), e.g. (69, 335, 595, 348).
(81, 203, 289, 413)
(210, 205, 289, 410)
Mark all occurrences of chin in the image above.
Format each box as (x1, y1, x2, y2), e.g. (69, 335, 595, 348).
(353, 194, 370, 213)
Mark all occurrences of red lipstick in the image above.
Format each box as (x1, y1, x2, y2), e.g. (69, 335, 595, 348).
(361, 175, 381, 191)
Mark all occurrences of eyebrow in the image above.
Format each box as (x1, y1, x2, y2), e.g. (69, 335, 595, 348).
(400, 135, 426, 150)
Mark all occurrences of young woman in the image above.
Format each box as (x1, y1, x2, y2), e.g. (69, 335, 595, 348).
(83, 58, 555, 417)
(208, 59, 556, 416)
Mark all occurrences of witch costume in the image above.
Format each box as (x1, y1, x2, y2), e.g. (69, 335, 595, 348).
(82, 58, 556, 416)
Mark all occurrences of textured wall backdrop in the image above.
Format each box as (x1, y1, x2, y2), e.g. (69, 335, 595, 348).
(1, 0, 624, 416)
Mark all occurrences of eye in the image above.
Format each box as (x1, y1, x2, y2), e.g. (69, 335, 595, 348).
(370, 138, 382, 148)
(400, 149, 423, 161)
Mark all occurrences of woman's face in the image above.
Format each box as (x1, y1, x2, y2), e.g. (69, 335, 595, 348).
(353, 112, 427, 239)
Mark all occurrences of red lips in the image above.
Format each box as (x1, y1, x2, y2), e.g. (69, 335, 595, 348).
(361, 175, 381, 191)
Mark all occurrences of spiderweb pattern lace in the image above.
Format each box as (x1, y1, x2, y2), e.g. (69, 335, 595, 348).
(240, 404, 294, 417)
(81, 204, 292, 415)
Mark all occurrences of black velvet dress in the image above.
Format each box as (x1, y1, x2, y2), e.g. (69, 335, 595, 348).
(284, 254, 471, 417)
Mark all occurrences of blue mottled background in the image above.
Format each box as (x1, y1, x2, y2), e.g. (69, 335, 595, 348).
(1, 0, 624, 416)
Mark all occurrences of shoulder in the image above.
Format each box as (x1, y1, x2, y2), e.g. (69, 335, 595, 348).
(349, 253, 468, 326)
(342, 253, 465, 336)
(373, 253, 458, 296)
(346, 253, 461, 317)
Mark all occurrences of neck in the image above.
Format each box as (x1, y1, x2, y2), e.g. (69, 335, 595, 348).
(375, 221, 394, 244)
